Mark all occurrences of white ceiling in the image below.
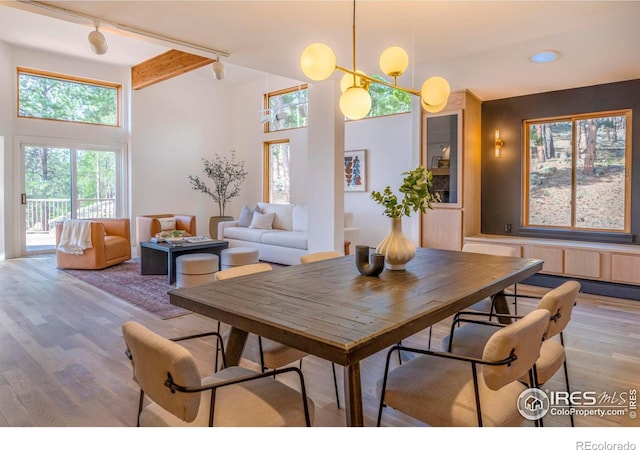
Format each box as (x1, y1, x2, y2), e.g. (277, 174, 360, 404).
(1, 1, 639, 100)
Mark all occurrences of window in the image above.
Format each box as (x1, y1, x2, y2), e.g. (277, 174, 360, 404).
(23, 142, 122, 252)
(265, 85, 307, 132)
(18, 67, 120, 126)
(365, 75, 412, 118)
(263, 140, 290, 204)
(523, 110, 631, 232)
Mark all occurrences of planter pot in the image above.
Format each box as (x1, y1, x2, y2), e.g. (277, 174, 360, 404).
(375, 217, 416, 270)
(209, 216, 234, 240)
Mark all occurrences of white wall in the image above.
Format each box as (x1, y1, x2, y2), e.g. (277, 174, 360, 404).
(131, 68, 234, 239)
(344, 112, 419, 248)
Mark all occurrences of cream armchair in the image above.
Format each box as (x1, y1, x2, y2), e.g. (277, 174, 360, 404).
(55, 218, 132, 270)
(135, 214, 196, 248)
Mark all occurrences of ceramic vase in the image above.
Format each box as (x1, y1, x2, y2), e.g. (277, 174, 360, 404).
(376, 217, 416, 270)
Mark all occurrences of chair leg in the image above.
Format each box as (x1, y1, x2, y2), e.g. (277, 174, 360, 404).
(331, 362, 341, 409)
(136, 390, 145, 427)
(258, 336, 266, 373)
(214, 321, 221, 372)
(376, 346, 400, 426)
(560, 333, 575, 427)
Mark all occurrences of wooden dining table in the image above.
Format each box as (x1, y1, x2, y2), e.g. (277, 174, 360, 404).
(168, 247, 543, 426)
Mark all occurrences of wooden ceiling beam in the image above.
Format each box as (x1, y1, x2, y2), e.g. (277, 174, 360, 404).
(131, 49, 214, 90)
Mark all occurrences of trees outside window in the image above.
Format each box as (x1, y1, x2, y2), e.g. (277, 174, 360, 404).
(263, 140, 290, 204)
(18, 67, 120, 126)
(524, 111, 630, 232)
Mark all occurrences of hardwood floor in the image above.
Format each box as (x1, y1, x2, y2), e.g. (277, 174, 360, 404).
(0, 255, 638, 431)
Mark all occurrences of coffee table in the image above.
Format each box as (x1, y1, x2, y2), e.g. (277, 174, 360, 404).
(140, 240, 229, 284)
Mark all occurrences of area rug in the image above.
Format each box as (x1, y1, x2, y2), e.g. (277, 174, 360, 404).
(62, 257, 190, 319)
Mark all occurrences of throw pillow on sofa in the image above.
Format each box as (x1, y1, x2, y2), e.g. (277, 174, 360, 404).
(238, 204, 261, 227)
(249, 211, 275, 230)
(158, 217, 176, 231)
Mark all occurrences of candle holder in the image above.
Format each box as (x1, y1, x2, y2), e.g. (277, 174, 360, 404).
(355, 245, 385, 277)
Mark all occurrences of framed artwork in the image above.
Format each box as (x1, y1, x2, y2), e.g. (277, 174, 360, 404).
(344, 149, 367, 192)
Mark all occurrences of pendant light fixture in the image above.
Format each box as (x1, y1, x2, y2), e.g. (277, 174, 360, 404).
(88, 22, 108, 55)
(299, 0, 451, 119)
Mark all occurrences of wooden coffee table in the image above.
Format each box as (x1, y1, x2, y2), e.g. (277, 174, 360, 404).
(140, 240, 229, 284)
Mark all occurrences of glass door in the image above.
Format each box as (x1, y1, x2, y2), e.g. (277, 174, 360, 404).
(22, 144, 118, 254)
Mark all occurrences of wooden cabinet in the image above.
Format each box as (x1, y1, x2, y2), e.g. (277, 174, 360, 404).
(464, 234, 640, 286)
(421, 90, 481, 251)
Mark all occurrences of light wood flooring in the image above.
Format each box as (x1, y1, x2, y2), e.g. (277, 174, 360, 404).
(0, 255, 638, 428)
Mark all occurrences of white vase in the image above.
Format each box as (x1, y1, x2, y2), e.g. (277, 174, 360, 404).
(376, 217, 416, 270)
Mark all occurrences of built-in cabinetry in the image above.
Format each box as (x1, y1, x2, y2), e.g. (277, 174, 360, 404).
(421, 90, 481, 250)
(464, 234, 640, 286)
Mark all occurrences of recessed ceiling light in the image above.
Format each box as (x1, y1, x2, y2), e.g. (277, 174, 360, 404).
(529, 50, 559, 64)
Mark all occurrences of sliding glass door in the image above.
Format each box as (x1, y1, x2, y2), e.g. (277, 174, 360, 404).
(22, 143, 121, 254)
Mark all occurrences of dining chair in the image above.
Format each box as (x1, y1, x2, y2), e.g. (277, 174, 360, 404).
(376, 309, 550, 427)
(216, 262, 342, 409)
(300, 251, 341, 264)
(422, 243, 522, 349)
(121, 321, 313, 426)
(441, 280, 580, 426)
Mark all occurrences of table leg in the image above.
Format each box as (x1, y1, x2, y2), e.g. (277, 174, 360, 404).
(225, 327, 249, 366)
(343, 362, 364, 426)
(493, 291, 512, 324)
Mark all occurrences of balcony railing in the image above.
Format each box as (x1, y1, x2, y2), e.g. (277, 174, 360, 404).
(25, 198, 116, 234)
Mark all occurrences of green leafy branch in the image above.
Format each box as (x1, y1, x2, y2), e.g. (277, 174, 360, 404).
(370, 166, 440, 218)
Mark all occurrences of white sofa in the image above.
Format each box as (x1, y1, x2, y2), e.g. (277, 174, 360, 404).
(218, 202, 359, 266)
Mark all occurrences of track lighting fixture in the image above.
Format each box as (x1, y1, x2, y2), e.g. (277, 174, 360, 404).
(212, 57, 225, 80)
(88, 23, 108, 55)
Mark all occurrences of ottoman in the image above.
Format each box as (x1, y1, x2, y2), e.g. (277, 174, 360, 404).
(175, 253, 219, 288)
(220, 247, 259, 269)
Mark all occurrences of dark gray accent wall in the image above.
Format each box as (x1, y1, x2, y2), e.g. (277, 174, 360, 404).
(481, 78, 640, 244)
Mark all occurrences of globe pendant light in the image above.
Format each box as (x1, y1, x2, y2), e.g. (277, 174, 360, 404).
(299, 0, 451, 118)
(300, 43, 336, 81)
(340, 86, 372, 120)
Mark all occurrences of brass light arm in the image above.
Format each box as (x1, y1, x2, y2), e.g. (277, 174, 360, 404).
(335, 65, 421, 97)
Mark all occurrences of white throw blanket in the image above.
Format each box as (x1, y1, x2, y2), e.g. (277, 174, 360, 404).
(57, 219, 93, 255)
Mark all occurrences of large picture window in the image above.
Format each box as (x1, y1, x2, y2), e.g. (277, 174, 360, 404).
(18, 67, 120, 126)
(523, 110, 631, 232)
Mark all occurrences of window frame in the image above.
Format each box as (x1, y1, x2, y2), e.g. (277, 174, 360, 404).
(263, 139, 291, 204)
(522, 109, 632, 234)
(17, 66, 122, 127)
(264, 85, 308, 133)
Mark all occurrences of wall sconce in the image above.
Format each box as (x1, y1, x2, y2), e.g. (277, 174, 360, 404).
(494, 130, 504, 157)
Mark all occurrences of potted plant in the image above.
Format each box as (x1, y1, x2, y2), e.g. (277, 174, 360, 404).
(370, 166, 439, 270)
(188, 150, 248, 239)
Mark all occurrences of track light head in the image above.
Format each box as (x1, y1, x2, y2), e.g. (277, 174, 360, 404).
(212, 57, 225, 80)
(88, 23, 108, 55)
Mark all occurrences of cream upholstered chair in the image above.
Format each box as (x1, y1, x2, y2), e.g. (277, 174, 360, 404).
(441, 280, 580, 426)
(135, 214, 196, 249)
(376, 309, 550, 427)
(300, 251, 341, 264)
(122, 321, 313, 427)
(214, 263, 272, 280)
